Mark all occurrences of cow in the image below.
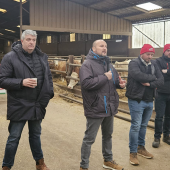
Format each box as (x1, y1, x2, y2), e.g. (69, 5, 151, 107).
(114, 59, 131, 80)
(48, 59, 81, 89)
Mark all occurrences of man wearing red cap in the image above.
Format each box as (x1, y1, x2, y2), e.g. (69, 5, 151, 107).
(126, 44, 163, 165)
(152, 44, 170, 148)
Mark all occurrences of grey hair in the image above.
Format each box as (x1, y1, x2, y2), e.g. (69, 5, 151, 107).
(21, 29, 37, 40)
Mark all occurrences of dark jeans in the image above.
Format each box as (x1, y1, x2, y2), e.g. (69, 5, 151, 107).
(2, 120, 43, 168)
(155, 93, 170, 139)
(128, 99, 153, 153)
(80, 116, 113, 169)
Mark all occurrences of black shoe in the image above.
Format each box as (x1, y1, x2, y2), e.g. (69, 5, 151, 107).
(163, 135, 170, 145)
(152, 138, 160, 148)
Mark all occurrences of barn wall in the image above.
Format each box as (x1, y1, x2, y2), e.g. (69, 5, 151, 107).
(39, 39, 128, 56)
(132, 21, 170, 48)
(27, 0, 132, 36)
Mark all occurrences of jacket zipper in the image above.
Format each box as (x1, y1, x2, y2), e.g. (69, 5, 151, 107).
(110, 68, 115, 84)
(104, 96, 107, 114)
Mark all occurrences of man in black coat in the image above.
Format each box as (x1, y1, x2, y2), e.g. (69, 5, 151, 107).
(125, 44, 164, 166)
(152, 44, 170, 148)
(79, 39, 126, 170)
(0, 30, 54, 170)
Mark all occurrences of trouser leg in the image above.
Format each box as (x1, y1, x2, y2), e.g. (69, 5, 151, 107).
(80, 117, 103, 169)
(2, 121, 26, 168)
(28, 120, 43, 161)
(102, 116, 113, 161)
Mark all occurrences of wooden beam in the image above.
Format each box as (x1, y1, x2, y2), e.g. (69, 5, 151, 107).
(22, 25, 132, 36)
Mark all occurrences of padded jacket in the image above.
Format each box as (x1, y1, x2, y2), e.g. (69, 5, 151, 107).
(125, 56, 164, 101)
(80, 49, 121, 118)
(0, 42, 54, 121)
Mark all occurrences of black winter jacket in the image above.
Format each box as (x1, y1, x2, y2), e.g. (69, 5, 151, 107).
(80, 49, 121, 118)
(125, 56, 164, 101)
(0, 42, 54, 121)
(156, 55, 170, 94)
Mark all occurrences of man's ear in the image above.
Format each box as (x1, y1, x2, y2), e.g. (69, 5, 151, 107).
(92, 46, 95, 52)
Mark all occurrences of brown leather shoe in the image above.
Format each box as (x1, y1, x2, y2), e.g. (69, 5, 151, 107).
(103, 160, 124, 170)
(80, 168, 88, 170)
(2, 167, 10, 170)
(137, 145, 153, 159)
(36, 158, 50, 170)
(130, 153, 139, 165)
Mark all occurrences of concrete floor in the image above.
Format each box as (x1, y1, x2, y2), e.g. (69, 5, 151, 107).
(0, 93, 170, 170)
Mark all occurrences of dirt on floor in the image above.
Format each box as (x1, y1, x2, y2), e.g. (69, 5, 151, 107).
(0, 90, 170, 170)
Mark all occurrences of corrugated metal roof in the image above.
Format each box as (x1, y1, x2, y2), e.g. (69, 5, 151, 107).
(68, 0, 170, 23)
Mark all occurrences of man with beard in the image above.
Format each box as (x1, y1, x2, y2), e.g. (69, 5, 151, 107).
(79, 39, 126, 170)
(152, 44, 170, 148)
(0, 30, 54, 170)
(125, 44, 163, 166)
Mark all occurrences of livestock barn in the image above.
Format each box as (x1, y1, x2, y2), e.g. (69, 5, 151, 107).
(0, 0, 170, 170)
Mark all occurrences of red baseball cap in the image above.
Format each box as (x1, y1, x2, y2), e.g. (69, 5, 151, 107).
(163, 44, 170, 53)
(140, 44, 155, 55)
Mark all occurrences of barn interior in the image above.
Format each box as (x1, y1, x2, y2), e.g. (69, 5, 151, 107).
(1, 0, 170, 59)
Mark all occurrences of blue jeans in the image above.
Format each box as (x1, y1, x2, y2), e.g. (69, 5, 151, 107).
(155, 93, 170, 139)
(128, 99, 153, 153)
(2, 120, 43, 168)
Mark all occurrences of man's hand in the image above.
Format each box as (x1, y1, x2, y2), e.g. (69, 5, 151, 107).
(104, 71, 112, 80)
(162, 69, 167, 73)
(119, 76, 126, 88)
(23, 78, 37, 88)
(141, 83, 150, 86)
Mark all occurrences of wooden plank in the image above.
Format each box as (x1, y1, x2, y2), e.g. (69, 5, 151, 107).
(111, 16, 114, 32)
(51, 0, 56, 28)
(29, 0, 35, 26)
(35, 0, 40, 26)
(117, 18, 120, 32)
(101, 12, 105, 31)
(104, 13, 107, 31)
(83, 6, 87, 30)
(65, 0, 69, 29)
(47, 0, 52, 27)
(97, 11, 101, 31)
(94, 10, 98, 31)
(90, 9, 94, 30)
(68, 1, 72, 29)
(86, 7, 91, 30)
(39, 0, 44, 27)
(60, 0, 65, 28)
(75, 4, 80, 29)
(56, 0, 61, 28)
(108, 14, 111, 31)
(72, 1, 76, 29)
(79, 5, 84, 30)
(44, 0, 48, 27)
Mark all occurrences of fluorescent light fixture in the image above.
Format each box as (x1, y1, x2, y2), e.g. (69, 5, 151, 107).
(116, 40, 122, 42)
(13, 0, 27, 3)
(0, 33, 4, 35)
(17, 25, 20, 28)
(136, 2, 162, 11)
(0, 8, 7, 13)
(5, 29, 15, 33)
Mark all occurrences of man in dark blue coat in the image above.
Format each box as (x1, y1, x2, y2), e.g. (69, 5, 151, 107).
(79, 39, 126, 170)
(0, 30, 54, 170)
